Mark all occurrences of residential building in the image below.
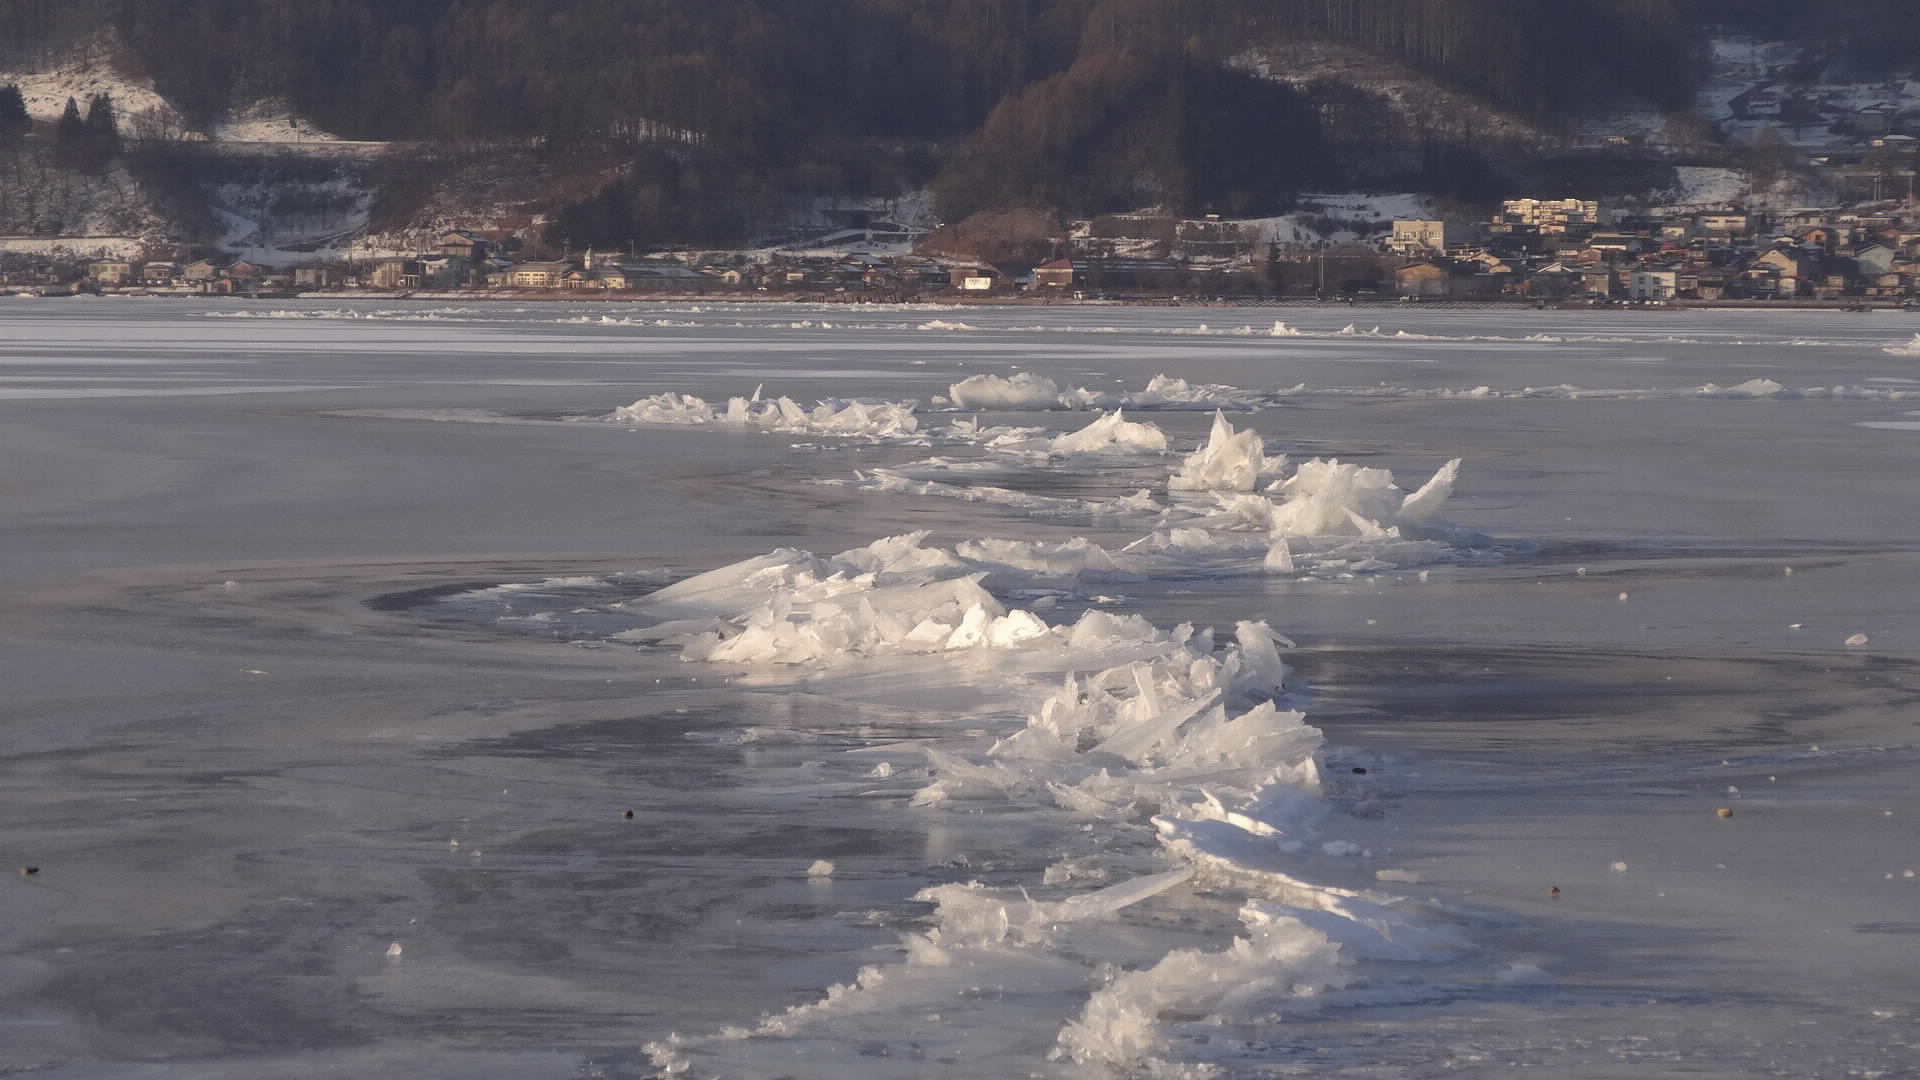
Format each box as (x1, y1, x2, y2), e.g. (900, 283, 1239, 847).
(620, 261, 710, 290)
(293, 265, 345, 289)
(88, 260, 134, 284)
(1393, 261, 1449, 298)
(507, 260, 571, 288)
(1388, 220, 1446, 255)
(1855, 243, 1897, 277)
(1035, 258, 1076, 289)
(1697, 213, 1750, 236)
(369, 258, 424, 289)
(439, 230, 488, 261)
(1630, 267, 1679, 300)
(1499, 198, 1602, 233)
(1527, 261, 1585, 298)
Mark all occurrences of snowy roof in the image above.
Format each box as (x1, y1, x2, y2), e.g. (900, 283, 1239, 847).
(1067, 257, 1182, 272)
(620, 263, 707, 279)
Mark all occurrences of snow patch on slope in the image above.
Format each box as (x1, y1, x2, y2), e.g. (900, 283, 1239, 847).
(211, 99, 341, 143)
(1, 39, 181, 131)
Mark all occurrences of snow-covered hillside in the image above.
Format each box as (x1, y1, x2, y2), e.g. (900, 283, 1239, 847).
(207, 168, 377, 264)
(3, 38, 183, 137)
(0, 143, 168, 249)
(1698, 35, 1920, 149)
(1234, 193, 1437, 246)
(1236, 40, 1547, 143)
(1648, 164, 1833, 212)
(1, 36, 358, 148)
(209, 99, 342, 145)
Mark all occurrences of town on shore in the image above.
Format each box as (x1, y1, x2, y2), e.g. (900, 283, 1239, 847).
(11, 197, 1920, 309)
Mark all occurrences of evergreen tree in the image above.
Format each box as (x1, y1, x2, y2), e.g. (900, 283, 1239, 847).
(83, 91, 114, 137)
(55, 95, 84, 136)
(0, 83, 29, 139)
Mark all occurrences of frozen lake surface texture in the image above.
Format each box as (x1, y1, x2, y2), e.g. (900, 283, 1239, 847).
(1, 298, 1917, 1079)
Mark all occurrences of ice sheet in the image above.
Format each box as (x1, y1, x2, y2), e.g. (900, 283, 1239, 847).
(5, 299, 1918, 1080)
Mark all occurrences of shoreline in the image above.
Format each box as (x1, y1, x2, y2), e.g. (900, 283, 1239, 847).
(38, 288, 1920, 312)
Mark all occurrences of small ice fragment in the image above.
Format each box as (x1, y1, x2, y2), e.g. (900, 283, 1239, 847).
(1906, 870, 1916, 879)
(1789, 623, 1802, 630)
(1374, 869, 1422, 883)
(1845, 632, 1869, 647)
(1576, 566, 1587, 575)
(1418, 569, 1430, 581)
(1043, 858, 1109, 885)
(1784, 566, 1794, 575)
(1495, 962, 1555, 987)
(1365, 618, 1377, 625)
(1321, 840, 1362, 856)
(385, 942, 403, 958)
(1616, 591, 1629, 602)
(1727, 785, 1739, 794)
(807, 859, 835, 878)
(1610, 861, 1629, 872)
(867, 761, 894, 778)
(222, 580, 240, 590)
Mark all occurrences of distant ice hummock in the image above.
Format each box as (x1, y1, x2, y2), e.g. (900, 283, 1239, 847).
(610, 387, 918, 438)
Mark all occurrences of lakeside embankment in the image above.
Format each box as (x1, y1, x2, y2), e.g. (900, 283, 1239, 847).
(23, 289, 1920, 312)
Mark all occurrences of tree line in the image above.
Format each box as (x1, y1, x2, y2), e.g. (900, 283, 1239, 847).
(3, 0, 1916, 245)
(6, 1, 1917, 147)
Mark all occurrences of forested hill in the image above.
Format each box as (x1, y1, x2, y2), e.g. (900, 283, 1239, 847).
(5, 0, 1920, 247)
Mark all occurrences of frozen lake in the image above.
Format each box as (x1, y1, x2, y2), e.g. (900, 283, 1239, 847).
(1, 297, 1916, 1078)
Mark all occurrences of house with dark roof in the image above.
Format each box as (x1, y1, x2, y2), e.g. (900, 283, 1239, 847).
(440, 230, 488, 261)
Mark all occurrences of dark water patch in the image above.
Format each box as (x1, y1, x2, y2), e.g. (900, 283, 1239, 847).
(1295, 641, 1920, 758)
(363, 580, 505, 613)
(1535, 537, 1920, 564)
(34, 899, 378, 1056)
